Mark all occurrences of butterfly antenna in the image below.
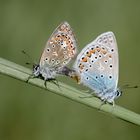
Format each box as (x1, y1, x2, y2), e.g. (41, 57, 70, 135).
(21, 50, 36, 65)
(120, 84, 139, 90)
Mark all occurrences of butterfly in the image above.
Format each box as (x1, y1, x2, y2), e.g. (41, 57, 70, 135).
(29, 21, 77, 86)
(68, 32, 122, 105)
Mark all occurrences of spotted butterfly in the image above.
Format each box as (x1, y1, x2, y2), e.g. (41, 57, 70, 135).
(31, 21, 77, 84)
(69, 32, 121, 105)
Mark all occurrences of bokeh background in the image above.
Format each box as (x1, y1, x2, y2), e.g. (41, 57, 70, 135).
(0, 0, 140, 140)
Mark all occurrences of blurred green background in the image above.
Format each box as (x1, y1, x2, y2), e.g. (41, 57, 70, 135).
(0, 0, 140, 140)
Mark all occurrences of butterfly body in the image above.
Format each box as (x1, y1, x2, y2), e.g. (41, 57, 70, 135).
(32, 21, 77, 82)
(72, 32, 121, 104)
(33, 64, 58, 80)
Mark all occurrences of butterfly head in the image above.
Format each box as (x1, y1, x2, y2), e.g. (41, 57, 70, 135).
(114, 89, 122, 99)
(104, 89, 122, 104)
(33, 64, 40, 76)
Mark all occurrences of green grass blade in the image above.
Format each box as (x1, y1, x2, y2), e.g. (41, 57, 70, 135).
(0, 57, 140, 126)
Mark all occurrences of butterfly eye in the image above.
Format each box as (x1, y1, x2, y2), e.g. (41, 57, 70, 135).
(34, 65, 38, 70)
(116, 91, 122, 97)
(117, 91, 120, 96)
(33, 64, 39, 71)
(109, 64, 113, 68)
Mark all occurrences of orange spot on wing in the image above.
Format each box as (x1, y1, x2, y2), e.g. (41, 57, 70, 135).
(81, 57, 88, 62)
(86, 51, 91, 57)
(90, 50, 96, 54)
(79, 64, 84, 70)
(97, 48, 101, 52)
(102, 50, 107, 55)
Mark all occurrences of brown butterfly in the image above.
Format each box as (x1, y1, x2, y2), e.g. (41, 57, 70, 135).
(30, 21, 77, 86)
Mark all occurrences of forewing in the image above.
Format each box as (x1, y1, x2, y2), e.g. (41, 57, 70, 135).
(74, 32, 119, 92)
(39, 21, 77, 68)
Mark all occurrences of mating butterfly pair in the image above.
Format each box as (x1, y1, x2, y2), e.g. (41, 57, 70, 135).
(32, 21, 121, 105)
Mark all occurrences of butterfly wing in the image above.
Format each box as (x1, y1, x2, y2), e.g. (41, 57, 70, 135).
(39, 21, 77, 69)
(74, 32, 119, 93)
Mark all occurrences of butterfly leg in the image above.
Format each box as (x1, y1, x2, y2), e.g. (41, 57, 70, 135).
(80, 89, 92, 93)
(79, 92, 95, 98)
(45, 78, 60, 89)
(50, 79, 60, 88)
(26, 74, 35, 83)
(98, 99, 107, 110)
(43, 80, 57, 93)
(98, 98, 115, 112)
(44, 80, 58, 93)
(54, 79, 59, 87)
(44, 80, 48, 88)
(44, 78, 53, 88)
(110, 100, 115, 107)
